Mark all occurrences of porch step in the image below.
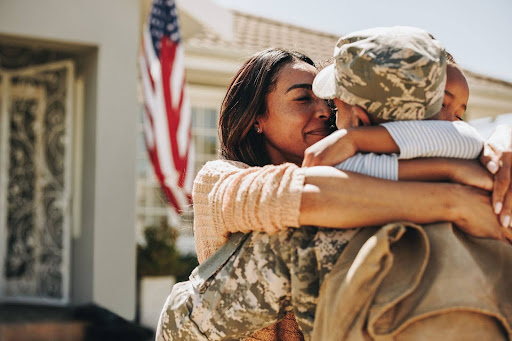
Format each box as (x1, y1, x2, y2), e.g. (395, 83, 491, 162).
(0, 321, 88, 341)
(0, 304, 153, 341)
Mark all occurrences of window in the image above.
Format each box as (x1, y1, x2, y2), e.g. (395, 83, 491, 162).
(192, 106, 219, 173)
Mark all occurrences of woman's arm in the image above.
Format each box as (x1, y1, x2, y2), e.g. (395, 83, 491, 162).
(299, 166, 512, 242)
(193, 159, 305, 233)
(194, 159, 510, 261)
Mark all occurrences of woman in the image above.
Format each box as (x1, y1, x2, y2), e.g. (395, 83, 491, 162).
(186, 48, 510, 340)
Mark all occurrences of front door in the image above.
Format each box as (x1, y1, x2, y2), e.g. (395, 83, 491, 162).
(0, 60, 74, 304)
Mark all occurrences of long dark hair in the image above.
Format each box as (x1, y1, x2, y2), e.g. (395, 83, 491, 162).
(219, 48, 315, 166)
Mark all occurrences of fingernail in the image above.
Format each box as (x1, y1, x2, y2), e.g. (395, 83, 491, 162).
(495, 202, 503, 215)
(502, 215, 511, 228)
(487, 161, 499, 174)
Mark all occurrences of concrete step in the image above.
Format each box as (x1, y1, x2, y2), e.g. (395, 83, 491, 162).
(0, 304, 153, 341)
(0, 321, 88, 341)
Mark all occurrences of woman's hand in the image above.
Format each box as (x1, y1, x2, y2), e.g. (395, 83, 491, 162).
(480, 125, 512, 227)
(453, 185, 512, 243)
(302, 129, 356, 167)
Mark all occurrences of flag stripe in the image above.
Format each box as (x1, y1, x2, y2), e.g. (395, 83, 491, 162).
(139, 0, 194, 215)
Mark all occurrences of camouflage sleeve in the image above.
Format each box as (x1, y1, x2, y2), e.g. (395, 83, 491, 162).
(156, 227, 356, 340)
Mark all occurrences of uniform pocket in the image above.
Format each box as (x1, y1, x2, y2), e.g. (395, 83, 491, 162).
(155, 281, 209, 340)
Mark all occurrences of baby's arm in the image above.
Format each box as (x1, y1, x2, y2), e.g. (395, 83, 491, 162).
(303, 121, 483, 169)
(381, 121, 483, 159)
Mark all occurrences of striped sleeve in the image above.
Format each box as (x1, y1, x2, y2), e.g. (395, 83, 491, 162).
(335, 153, 399, 180)
(381, 121, 484, 160)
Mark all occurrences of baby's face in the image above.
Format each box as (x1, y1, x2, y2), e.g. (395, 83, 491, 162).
(430, 65, 469, 121)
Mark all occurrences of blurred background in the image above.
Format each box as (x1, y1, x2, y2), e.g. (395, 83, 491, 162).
(0, 0, 511, 339)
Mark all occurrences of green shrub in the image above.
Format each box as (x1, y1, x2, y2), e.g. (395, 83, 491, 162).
(137, 219, 198, 280)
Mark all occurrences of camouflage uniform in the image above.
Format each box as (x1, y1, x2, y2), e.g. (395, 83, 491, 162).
(156, 227, 357, 340)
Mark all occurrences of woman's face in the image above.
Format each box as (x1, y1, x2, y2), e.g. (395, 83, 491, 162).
(257, 61, 333, 165)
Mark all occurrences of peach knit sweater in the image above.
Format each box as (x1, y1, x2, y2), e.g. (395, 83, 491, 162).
(193, 159, 306, 341)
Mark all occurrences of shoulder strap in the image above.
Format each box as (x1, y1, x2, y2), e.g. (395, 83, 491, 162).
(189, 232, 251, 290)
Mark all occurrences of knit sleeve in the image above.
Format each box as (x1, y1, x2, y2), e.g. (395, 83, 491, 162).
(193, 160, 305, 238)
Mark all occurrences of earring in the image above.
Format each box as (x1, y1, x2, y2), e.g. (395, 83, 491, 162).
(255, 126, 261, 134)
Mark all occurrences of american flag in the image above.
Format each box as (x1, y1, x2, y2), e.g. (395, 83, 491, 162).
(139, 0, 194, 216)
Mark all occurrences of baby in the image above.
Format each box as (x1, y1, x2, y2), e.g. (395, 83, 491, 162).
(430, 53, 469, 121)
(306, 26, 484, 185)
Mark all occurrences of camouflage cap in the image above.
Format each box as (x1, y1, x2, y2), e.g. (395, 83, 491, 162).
(313, 26, 447, 120)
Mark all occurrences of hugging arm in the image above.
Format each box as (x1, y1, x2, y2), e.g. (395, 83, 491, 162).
(300, 167, 512, 242)
(195, 160, 510, 253)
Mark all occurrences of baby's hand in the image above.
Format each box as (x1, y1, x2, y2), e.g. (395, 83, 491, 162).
(448, 159, 493, 191)
(302, 129, 357, 167)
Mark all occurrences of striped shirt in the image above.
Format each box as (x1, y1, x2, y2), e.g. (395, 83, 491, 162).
(336, 121, 484, 180)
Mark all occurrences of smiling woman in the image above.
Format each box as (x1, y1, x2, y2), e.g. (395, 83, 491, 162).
(218, 49, 329, 168)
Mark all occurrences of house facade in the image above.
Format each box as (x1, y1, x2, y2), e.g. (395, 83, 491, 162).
(0, 0, 140, 320)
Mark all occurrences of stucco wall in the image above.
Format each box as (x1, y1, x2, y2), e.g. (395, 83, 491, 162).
(0, 0, 140, 320)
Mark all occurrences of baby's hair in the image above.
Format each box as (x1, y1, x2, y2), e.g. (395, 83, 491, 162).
(445, 51, 465, 78)
(446, 52, 459, 67)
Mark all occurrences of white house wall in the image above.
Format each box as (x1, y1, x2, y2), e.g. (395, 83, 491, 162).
(0, 0, 140, 320)
(466, 80, 512, 120)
